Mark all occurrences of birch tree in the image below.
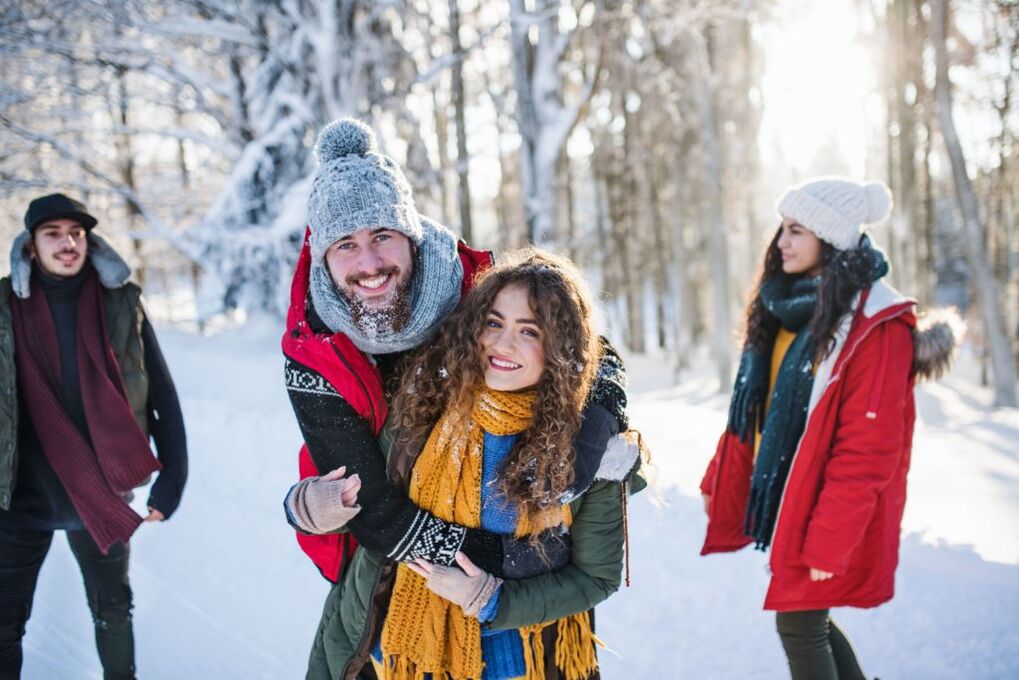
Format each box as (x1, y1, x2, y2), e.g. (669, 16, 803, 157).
(931, 0, 1017, 407)
(509, 0, 601, 245)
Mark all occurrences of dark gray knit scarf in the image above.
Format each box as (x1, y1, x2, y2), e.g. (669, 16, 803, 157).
(740, 275, 819, 550)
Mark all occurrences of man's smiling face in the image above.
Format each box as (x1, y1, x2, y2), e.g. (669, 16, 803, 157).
(324, 228, 415, 333)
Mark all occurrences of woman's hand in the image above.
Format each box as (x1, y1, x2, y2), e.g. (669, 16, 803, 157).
(809, 567, 834, 581)
(408, 552, 503, 617)
(701, 493, 711, 515)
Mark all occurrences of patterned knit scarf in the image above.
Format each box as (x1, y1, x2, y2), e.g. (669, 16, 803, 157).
(379, 388, 597, 680)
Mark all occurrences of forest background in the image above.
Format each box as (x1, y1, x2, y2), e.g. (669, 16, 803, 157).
(1, 0, 1017, 406)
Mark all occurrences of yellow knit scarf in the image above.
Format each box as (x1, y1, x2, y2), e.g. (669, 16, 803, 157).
(379, 388, 598, 680)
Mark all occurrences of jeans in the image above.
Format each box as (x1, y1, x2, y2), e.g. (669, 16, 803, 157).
(776, 609, 866, 680)
(0, 527, 135, 680)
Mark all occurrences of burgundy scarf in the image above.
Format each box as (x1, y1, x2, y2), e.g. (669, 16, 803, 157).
(11, 267, 161, 553)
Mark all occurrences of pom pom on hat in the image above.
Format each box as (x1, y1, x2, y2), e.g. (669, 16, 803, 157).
(863, 181, 893, 224)
(306, 117, 424, 261)
(315, 118, 378, 163)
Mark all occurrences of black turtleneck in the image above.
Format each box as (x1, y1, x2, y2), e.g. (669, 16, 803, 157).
(37, 264, 92, 439)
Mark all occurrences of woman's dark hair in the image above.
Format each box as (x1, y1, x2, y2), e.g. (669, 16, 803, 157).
(743, 224, 879, 361)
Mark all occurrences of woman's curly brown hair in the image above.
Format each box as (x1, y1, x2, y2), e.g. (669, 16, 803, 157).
(391, 248, 600, 525)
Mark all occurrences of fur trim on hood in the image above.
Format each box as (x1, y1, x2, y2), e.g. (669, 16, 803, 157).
(9, 229, 132, 299)
(912, 307, 965, 382)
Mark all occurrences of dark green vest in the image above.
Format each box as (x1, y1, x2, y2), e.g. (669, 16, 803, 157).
(0, 276, 149, 510)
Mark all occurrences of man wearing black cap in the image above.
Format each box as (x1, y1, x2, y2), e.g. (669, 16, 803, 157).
(0, 194, 188, 679)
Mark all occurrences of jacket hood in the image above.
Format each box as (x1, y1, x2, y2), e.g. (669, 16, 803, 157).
(9, 229, 132, 299)
(912, 306, 965, 382)
(852, 280, 964, 382)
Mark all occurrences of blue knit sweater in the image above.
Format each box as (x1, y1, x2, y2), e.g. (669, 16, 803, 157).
(476, 432, 526, 680)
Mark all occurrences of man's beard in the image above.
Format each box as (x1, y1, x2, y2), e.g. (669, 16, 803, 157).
(339, 270, 413, 339)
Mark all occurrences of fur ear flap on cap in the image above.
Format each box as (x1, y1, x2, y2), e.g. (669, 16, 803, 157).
(8, 229, 132, 299)
(86, 231, 132, 289)
(10, 231, 32, 299)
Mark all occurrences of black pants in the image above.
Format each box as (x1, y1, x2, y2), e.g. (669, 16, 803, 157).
(776, 610, 866, 680)
(0, 527, 135, 680)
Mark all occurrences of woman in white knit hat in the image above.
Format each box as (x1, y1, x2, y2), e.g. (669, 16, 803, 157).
(699, 177, 962, 679)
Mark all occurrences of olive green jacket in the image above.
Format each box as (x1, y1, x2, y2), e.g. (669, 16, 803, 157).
(305, 425, 645, 680)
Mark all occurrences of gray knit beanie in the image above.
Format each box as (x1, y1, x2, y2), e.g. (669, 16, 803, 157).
(777, 177, 893, 250)
(305, 118, 465, 353)
(307, 118, 424, 263)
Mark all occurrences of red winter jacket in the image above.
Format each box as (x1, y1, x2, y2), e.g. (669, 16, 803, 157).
(281, 227, 492, 582)
(701, 281, 923, 611)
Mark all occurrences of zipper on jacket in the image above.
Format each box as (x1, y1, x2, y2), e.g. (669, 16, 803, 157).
(769, 306, 910, 562)
(865, 325, 892, 419)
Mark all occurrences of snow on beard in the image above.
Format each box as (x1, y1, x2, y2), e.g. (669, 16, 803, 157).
(339, 265, 412, 338)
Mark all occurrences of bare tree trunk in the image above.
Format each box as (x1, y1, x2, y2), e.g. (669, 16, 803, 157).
(932, 0, 1017, 407)
(649, 170, 670, 351)
(894, 0, 921, 296)
(697, 28, 732, 390)
(594, 173, 622, 339)
(228, 53, 254, 146)
(448, 0, 473, 242)
(560, 150, 578, 262)
(433, 85, 453, 226)
(670, 175, 698, 372)
(509, 0, 599, 245)
(110, 59, 145, 287)
(63, 46, 88, 202)
(481, 66, 518, 249)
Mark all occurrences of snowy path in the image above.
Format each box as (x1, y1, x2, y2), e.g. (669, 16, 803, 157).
(21, 325, 1019, 679)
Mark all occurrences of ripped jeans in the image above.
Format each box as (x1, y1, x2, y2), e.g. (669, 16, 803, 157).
(0, 527, 135, 680)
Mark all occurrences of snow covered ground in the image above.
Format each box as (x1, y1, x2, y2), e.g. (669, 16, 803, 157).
(21, 322, 1019, 679)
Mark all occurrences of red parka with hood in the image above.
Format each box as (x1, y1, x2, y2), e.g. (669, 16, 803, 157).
(700, 280, 958, 611)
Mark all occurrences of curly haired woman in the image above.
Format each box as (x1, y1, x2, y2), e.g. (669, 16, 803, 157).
(700, 177, 962, 680)
(307, 249, 645, 680)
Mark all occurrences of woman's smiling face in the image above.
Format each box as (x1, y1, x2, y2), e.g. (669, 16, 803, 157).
(479, 284, 546, 392)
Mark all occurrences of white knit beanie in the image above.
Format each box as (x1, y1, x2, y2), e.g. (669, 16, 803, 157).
(777, 177, 893, 250)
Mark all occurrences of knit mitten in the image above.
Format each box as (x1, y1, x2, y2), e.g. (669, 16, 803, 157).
(424, 563, 503, 617)
(285, 475, 361, 534)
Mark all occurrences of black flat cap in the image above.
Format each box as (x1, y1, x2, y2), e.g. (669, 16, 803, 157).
(24, 193, 98, 232)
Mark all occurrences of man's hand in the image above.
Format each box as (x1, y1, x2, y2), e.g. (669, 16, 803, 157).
(407, 552, 503, 617)
(809, 567, 834, 581)
(144, 507, 165, 522)
(286, 466, 362, 534)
